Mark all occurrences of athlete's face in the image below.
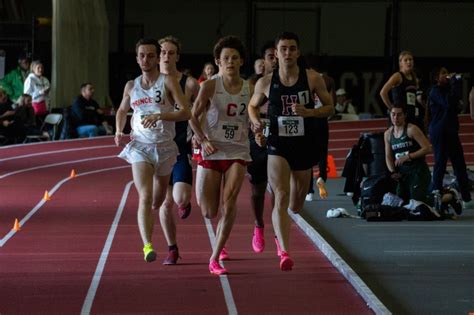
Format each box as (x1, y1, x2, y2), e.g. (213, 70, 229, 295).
(263, 48, 277, 74)
(399, 54, 414, 72)
(390, 107, 406, 127)
(254, 59, 265, 75)
(276, 40, 299, 67)
(136, 44, 159, 72)
(160, 41, 179, 71)
(217, 48, 243, 76)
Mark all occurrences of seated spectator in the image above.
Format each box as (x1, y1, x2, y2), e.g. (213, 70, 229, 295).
(0, 87, 21, 143)
(71, 82, 113, 138)
(24, 60, 50, 119)
(335, 88, 357, 115)
(0, 52, 31, 102)
(14, 94, 47, 139)
(197, 62, 216, 84)
(384, 104, 432, 203)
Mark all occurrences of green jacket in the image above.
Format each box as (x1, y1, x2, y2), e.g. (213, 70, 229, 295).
(0, 66, 29, 102)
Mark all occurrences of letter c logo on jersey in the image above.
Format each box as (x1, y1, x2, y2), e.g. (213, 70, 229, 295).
(227, 103, 237, 116)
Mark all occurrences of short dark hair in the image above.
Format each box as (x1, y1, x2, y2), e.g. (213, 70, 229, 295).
(275, 32, 300, 48)
(260, 40, 275, 58)
(80, 82, 92, 91)
(135, 38, 160, 55)
(213, 35, 246, 60)
(391, 103, 407, 114)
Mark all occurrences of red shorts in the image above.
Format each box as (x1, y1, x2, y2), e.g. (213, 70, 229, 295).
(198, 159, 248, 173)
(32, 100, 47, 115)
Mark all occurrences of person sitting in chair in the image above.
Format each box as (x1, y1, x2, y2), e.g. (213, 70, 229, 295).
(71, 82, 113, 138)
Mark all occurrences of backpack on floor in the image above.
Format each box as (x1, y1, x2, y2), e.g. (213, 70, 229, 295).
(360, 174, 397, 211)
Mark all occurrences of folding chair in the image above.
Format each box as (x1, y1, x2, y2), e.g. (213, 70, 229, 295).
(24, 113, 63, 143)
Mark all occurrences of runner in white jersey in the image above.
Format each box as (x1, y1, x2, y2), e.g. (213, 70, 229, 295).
(157, 35, 200, 265)
(114, 38, 191, 263)
(189, 35, 253, 275)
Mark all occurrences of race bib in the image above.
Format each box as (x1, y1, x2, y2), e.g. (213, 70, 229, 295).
(277, 116, 304, 137)
(139, 113, 159, 129)
(261, 118, 270, 137)
(395, 151, 409, 160)
(216, 121, 243, 142)
(406, 92, 416, 106)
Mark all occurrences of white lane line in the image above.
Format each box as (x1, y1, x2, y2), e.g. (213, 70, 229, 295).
(0, 135, 113, 150)
(289, 211, 391, 315)
(204, 218, 238, 315)
(0, 145, 116, 162)
(0, 165, 130, 247)
(81, 181, 133, 315)
(0, 155, 118, 179)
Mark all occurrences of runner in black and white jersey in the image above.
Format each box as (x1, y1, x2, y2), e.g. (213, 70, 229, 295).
(157, 36, 200, 265)
(248, 32, 334, 271)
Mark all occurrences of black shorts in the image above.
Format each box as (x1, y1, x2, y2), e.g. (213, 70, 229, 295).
(247, 140, 268, 184)
(267, 137, 317, 171)
(169, 153, 193, 185)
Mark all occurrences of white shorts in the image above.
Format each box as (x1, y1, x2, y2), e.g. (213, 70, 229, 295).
(118, 140, 178, 176)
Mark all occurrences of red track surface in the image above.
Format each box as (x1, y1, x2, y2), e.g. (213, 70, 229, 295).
(0, 137, 373, 314)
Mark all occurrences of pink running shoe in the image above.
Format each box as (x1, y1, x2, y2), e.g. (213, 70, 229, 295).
(219, 247, 229, 261)
(252, 226, 265, 253)
(209, 260, 228, 275)
(274, 236, 282, 257)
(178, 203, 191, 219)
(280, 251, 294, 271)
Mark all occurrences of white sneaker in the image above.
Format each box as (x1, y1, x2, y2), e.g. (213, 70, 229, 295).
(305, 193, 314, 201)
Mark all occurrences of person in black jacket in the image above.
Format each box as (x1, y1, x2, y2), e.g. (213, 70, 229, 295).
(428, 66, 473, 210)
(71, 83, 112, 137)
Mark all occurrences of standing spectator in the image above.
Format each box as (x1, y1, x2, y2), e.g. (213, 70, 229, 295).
(71, 82, 113, 137)
(427, 67, 473, 210)
(380, 51, 424, 129)
(23, 60, 50, 118)
(0, 52, 31, 102)
(334, 88, 357, 115)
(197, 62, 216, 84)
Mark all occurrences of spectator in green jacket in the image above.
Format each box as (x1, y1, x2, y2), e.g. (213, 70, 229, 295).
(0, 52, 31, 102)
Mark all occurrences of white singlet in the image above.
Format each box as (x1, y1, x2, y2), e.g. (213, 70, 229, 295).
(129, 74, 175, 144)
(203, 76, 251, 161)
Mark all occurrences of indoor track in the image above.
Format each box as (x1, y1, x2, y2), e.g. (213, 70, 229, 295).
(0, 137, 374, 314)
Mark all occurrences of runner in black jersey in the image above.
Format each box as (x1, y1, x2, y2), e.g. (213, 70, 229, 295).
(380, 51, 424, 130)
(247, 41, 277, 254)
(248, 32, 334, 271)
(158, 36, 199, 265)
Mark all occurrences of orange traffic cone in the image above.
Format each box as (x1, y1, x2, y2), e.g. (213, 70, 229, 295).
(327, 155, 338, 178)
(70, 169, 76, 178)
(13, 218, 21, 231)
(43, 190, 51, 201)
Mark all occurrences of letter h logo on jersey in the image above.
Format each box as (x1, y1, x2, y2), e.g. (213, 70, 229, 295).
(281, 95, 298, 115)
